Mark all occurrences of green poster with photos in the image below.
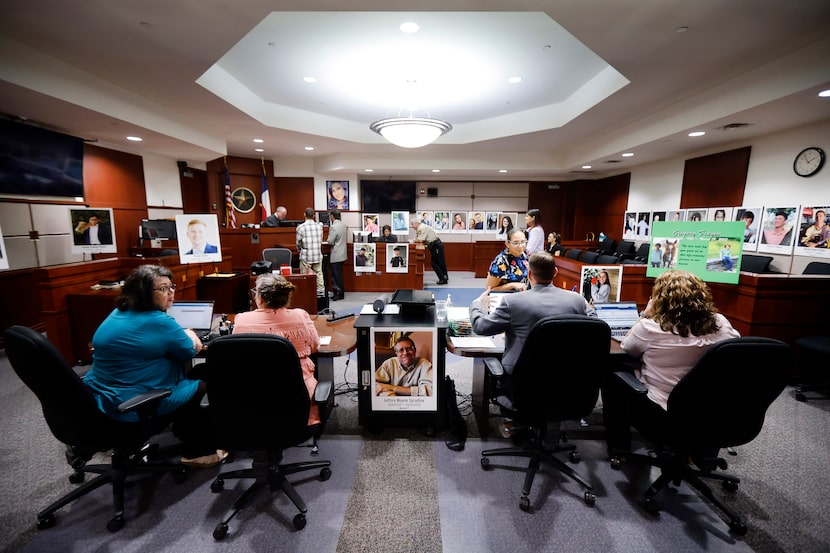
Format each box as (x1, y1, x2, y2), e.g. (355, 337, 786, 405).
(648, 221, 746, 284)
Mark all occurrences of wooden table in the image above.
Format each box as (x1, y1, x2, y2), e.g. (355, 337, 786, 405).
(446, 334, 626, 437)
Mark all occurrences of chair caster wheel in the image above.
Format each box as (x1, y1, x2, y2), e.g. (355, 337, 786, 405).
(106, 515, 125, 532)
(320, 467, 332, 481)
(37, 515, 55, 529)
(211, 479, 225, 492)
(729, 520, 748, 536)
(722, 479, 739, 492)
(643, 497, 660, 515)
(569, 451, 581, 463)
(610, 457, 622, 470)
(213, 522, 228, 540)
(293, 513, 307, 530)
(584, 491, 596, 506)
(480, 457, 492, 470)
(69, 472, 85, 484)
(519, 496, 530, 512)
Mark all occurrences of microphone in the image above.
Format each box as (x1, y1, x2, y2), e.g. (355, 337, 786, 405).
(373, 298, 386, 315)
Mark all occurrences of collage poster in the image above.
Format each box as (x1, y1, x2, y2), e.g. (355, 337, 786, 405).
(648, 221, 745, 284)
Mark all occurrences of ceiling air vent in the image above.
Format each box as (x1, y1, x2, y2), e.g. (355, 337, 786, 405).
(718, 122, 752, 131)
(604, 159, 621, 164)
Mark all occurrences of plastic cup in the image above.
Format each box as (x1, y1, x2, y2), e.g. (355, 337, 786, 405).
(435, 300, 448, 322)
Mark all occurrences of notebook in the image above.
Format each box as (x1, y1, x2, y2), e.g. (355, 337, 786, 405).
(593, 302, 640, 341)
(167, 300, 215, 340)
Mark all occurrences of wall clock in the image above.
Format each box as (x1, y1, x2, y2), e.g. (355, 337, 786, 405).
(231, 187, 256, 213)
(793, 146, 825, 178)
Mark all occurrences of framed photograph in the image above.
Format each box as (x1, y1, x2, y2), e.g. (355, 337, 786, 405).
(687, 208, 708, 222)
(386, 244, 409, 273)
(734, 206, 762, 252)
(353, 242, 375, 273)
(469, 211, 486, 232)
(417, 211, 433, 228)
(175, 214, 222, 263)
(623, 211, 637, 238)
(794, 205, 830, 259)
(495, 212, 519, 239)
(708, 207, 733, 222)
(326, 180, 349, 211)
(371, 328, 438, 412)
(69, 207, 117, 255)
(667, 209, 686, 222)
(451, 212, 468, 233)
(651, 211, 667, 225)
(433, 211, 450, 232)
(485, 212, 500, 231)
(758, 206, 798, 254)
(392, 211, 411, 233)
(361, 213, 380, 237)
(635, 211, 651, 237)
(0, 223, 8, 271)
(579, 265, 623, 304)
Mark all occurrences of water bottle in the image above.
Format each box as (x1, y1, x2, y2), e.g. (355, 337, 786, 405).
(446, 294, 452, 309)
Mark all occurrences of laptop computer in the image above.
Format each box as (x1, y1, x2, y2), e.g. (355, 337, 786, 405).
(593, 301, 640, 341)
(167, 300, 215, 341)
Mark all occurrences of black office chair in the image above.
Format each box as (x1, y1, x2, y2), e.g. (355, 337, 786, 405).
(3, 325, 186, 532)
(202, 334, 333, 539)
(614, 240, 637, 260)
(740, 254, 773, 273)
(632, 242, 651, 262)
(596, 253, 620, 265)
(262, 247, 292, 268)
(480, 315, 611, 511)
(609, 337, 790, 535)
(579, 251, 600, 264)
(565, 248, 583, 260)
(595, 237, 617, 255)
(794, 335, 830, 401)
(802, 261, 830, 275)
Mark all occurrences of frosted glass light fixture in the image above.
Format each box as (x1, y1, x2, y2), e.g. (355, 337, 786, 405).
(370, 117, 452, 148)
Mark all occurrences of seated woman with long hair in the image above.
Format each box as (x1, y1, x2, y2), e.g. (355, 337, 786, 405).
(233, 273, 321, 425)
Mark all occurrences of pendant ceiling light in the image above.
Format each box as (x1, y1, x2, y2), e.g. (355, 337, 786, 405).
(370, 116, 452, 148)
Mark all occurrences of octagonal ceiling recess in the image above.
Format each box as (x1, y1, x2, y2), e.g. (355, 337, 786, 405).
(196, 12, 628, 145)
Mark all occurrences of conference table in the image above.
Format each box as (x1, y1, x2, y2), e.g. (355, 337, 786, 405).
(446, 334, 627, 438)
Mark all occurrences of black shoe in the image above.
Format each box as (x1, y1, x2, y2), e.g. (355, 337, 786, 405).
(436, 279, 448, 285)
(336, 292, 345, 300)
(331, 295, 340, 301)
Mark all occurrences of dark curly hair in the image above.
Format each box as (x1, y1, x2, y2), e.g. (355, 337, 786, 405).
(117, 264, 173, 312)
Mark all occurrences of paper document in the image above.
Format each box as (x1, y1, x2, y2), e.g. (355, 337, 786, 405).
(359, 303, 401, 315)
(319, 335, 332, 345)
(447, 307, 469, 321)
(450, 336, 497, 348)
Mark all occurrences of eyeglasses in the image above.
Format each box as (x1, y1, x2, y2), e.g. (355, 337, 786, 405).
(394, 346, 416, 353)
(509, 240, 527, 247)
(153, 284, 177, 294)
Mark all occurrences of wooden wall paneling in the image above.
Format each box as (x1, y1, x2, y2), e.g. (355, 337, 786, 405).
(0, 268, 44, 348)
(83, 144, 147, 209)
(680, 146, 751, 208)
(179, 166, 209, 213)
(273, 177, 314, 221)
(444, 242, 474, 272)
(529, 182, 568, 240)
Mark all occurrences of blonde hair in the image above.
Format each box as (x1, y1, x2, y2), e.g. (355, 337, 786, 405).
(650, 270, 720, 337)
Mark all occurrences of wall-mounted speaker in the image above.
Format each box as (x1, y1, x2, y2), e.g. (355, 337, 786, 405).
(427, 187, 438, 197)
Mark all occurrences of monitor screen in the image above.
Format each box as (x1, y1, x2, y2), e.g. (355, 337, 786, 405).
(360, 180, 417, 213)
(141, 219, 178, 240)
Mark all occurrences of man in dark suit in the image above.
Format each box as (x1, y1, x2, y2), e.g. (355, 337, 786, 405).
(184, 218, 218, 255)
(261, 205, 287, 227)
(469, 251, 594, 374)
(75, 214, 113, 245)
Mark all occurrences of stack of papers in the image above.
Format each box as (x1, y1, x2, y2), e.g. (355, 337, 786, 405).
(447, 307, 472, 336)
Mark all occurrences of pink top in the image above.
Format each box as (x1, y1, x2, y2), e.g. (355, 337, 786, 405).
(621, 313, 740, 410)
(233, 308, 321, 425)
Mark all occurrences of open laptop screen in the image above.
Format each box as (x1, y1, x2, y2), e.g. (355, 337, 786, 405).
(593, 302, 640, 339)
(167, 300, 215, 334)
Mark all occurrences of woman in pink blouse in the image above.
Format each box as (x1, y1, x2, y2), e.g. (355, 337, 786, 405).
(233, 273, 321, 425)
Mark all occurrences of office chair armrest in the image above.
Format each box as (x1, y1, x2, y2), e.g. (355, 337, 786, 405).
(483, 357, 504, 377)
(117, 389, 172, 414)
(612, 371, 648, 394)
(314, 380, 333, 403)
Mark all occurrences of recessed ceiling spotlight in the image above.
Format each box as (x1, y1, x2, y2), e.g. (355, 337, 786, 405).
(819, 89, 830, 98)
(688, 131, 706, 137)
(253, 138, 264, 143)
(254, 148, 264, 153)
(432, 169, 441, 173)
(303, 76, 317, 83)
(582, 165, 592, 169)
(508, 77, 522, 84)
(400, 22, 419, 34)
(499, 169, 508, 173)
(675, 26, 689, 33)
(364, 169, 374, 172)
(304, 146, 314, 151)
(621, 152, 634, 157)
(126, 136, 142, 142)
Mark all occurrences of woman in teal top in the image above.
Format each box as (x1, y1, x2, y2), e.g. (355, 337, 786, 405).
(83, 264, 222, 465)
